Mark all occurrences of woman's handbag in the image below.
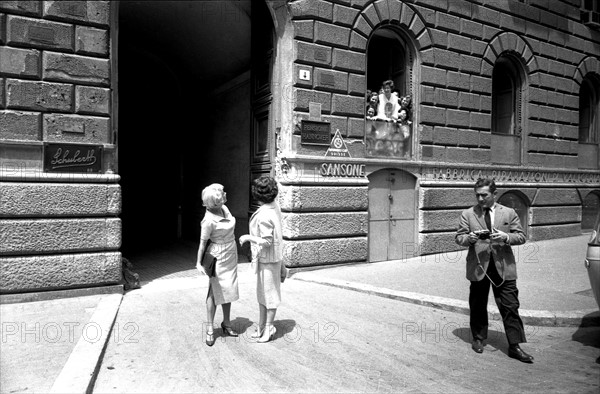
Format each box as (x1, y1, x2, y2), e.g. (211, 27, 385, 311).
(201, 240, 217, 277)
(280, 263, 288, 283)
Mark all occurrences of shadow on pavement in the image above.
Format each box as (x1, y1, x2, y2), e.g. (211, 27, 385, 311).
(453, 327, 510, 355)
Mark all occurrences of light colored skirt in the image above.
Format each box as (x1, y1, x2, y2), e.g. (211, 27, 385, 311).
(208, 240, 239, 305)
(256, 261, 281, 309)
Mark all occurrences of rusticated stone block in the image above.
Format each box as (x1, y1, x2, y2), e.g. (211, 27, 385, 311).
(332, 94, 364, 116)
(530, 206, 581, 225)
(279, 184, 368, 212)
(0, 110, 41, 141)
(75, 86, 109, 115)
(332, 48, 365, 73)
(7, 15, 73, 51)
(532, 188, 581, 206)
(0, 252, 122, 293)
(6, 79, 73, 112)
(528, 223, 581, 241)
(0, 14, 6, 44)
(43, 114, 109, 144)
(0, 1, 41, 16)
(282, 212, 367, 238)
(289, 0, 333, 21)
(348, 73, 365, 95)
(283, 237, 367, 267)
(43, 52, 110, 86)
(0, 218, 121, 255)
(0, 46, 41, 78)
(314, 68, 348, 93)
(294, 88, 331, 112)
(293, 20, 313, 41)
(44, 1, 110, 26)
(0, 78, 5, 107)
(315, 21, 350, 47)
(75, 25, 108, 56)
(296, 41, 331, 66)
(418, 232, 464, 256)
(420, 209, 464, 232)
(0, 182, 121, 216)
(420, 187, 475, 209)
(333, 4, 358, 27)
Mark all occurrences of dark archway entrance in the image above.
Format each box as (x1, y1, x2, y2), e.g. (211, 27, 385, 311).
(498, 191, 529, 237)
(117, 1, 257, 279)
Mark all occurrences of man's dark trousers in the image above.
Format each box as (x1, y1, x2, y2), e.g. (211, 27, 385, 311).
(469, 255, 526, 345)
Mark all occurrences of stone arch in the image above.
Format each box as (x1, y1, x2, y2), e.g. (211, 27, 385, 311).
(574, 56, 600, 85)
(581, 189, 600, 231)
(482, 32, 538, 77)
(349, 0, 433, 52)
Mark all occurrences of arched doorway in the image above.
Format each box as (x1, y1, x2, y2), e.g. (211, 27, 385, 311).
(368, 169, 416, 262)
(582, 191, 600, 231)
(117, 1, 258, 277)
(498, 191, 529, 236)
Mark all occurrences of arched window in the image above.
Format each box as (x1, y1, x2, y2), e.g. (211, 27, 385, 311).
(491, 53, 524, 165)
(582, 191, 600, 231)
(365, 27, 414, 159)
(498, 191, 529, 237)
(578, 75, 600, 169)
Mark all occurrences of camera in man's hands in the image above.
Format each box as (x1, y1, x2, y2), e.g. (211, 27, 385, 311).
(475, 230, 491, 240)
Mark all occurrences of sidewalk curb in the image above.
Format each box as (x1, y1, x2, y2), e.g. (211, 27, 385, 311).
(291, 276, 600, 327)
(48, 293, 123, 394)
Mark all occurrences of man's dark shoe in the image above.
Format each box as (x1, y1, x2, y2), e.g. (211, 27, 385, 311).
(472, 339, 484, 353)
(508, 345, 534, 363)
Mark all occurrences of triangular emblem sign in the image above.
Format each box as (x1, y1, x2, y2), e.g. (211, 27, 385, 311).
(325, 129, 351, 157)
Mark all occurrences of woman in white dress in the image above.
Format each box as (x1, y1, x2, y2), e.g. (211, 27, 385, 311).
(196, 183, 239, 346)
(239, 176, 287, 343)
(374, 79, 400, 122)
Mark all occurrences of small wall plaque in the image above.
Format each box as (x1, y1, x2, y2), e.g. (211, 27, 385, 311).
(44, 143, 103, 173)
(301, 120, 331, 146)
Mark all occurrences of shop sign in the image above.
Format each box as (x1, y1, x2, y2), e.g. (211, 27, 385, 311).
(320, 162, 366, 177)
(44, 143, 103, 173)
(325, 129, 351, 157)
(425, 167, 600, 184)
(301, 120, 330, 146)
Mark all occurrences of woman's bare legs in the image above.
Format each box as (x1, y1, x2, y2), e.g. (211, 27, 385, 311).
(258, 307, 277, 343)
(205, 286, 216, 346)
(221, 302, 232, 325)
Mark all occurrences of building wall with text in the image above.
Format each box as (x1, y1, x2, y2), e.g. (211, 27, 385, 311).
(275, 0, 600, 266)
(0, 1, 121, 294)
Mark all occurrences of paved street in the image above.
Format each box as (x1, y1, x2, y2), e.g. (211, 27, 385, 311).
(92, 269, 600, 393)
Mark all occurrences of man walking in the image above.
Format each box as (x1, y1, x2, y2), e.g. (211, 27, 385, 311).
(455, 178, 534, 363)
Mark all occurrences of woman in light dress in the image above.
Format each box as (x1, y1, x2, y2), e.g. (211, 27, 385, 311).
(196, 183, 239, 347)
(239, 176, 287, 343)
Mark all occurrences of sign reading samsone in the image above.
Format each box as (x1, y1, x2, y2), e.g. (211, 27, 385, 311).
(301, 120, 331, 146)
(44, 143, 103, 173)
(320, 163, 366, 177)
(425, 167, 600, 184)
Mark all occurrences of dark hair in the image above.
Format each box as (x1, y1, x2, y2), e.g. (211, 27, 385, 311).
(474, 178, 496, 193)
(382, 80, 394, 90)
(252, 176, 278, 203)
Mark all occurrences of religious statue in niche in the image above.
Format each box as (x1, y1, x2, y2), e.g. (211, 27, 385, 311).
(364, 80, 413, 158)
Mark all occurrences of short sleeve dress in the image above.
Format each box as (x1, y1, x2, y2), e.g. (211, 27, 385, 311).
(249, 201, 283, 309)
(200, 205, 239, 305)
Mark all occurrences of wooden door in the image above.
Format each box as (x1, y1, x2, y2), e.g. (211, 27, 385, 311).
(368, 169, 416, 262)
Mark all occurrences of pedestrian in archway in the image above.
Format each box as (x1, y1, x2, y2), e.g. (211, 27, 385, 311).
(240, 176, 287, 343)
(196, 183, 239, 346)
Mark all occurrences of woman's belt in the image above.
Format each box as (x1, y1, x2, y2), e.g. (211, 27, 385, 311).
(210, 237, 235, 245)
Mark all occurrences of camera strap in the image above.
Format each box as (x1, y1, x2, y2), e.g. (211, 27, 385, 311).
(475, 242, 505, 288)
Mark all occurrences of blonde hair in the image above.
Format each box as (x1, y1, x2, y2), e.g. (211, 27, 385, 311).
(202, 183, 224, 209)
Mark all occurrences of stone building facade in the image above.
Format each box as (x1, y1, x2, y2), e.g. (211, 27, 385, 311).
(0, 1, 120, 294)
(275, 0, 600, 267)
(1, 0, 600, 294)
